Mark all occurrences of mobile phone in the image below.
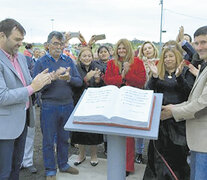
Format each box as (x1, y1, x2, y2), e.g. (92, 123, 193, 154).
(94, 34, 106, 41)
(69, 32, 80, 38)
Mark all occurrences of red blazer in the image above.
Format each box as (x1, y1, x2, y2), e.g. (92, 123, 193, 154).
(104, 57, 146, 88)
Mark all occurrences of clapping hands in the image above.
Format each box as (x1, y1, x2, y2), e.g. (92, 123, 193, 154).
(50, 67, 71, 81)
(59, 67, 71, 81)
(188, 64, 201, 77)
(86, 68, 101, 82)
(121, 62, 130, 78)
(31, 68, 52, 92)
(94, 68, 101, 83)
(175, 60, 186, 77)
(147, 60, 158, 78)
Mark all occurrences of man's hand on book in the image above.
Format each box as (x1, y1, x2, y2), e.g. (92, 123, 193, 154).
(161, 105, 173, 121)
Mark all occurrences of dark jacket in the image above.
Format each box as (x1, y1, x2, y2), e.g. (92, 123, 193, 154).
(143, 66, 194, 180)
(182, 41, 196, 62)
(33, 54, 82, 105)
(73, 61, 104, 105)
(147, 66, 195, 145)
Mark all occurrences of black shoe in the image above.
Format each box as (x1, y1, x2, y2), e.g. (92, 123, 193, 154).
(90, 161, 99, 166)
(74, 157, 86, 166)
(126, 171, 130, 177)
(135, 154, 143, 164)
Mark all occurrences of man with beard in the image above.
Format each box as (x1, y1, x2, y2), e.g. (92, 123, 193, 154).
(0, 18, 52, 180)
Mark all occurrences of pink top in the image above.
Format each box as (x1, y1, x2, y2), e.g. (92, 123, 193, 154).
(1, 49, 34, 108)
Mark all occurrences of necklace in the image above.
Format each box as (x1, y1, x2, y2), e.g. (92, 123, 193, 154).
(167, 70, 174, 79)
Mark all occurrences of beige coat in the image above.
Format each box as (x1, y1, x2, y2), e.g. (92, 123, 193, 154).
(172, 65, 207, 153)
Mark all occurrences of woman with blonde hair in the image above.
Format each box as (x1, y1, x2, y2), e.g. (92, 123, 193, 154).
(105, 39, 146, 86)
(162, 40, 184, 56)
(143, 45, 195, 180)
(104, 38, 146, 176)
(157, 46, 183, 80)
(135, 41, 159, 164)
(139, 41, 159, 60)
(71, 47, 103, 167)
(138, 41, 159, 80)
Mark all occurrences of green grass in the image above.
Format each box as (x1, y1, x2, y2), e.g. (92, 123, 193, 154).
(19, 45, 44, 53)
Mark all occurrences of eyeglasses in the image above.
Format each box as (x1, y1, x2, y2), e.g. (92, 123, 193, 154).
(50, 42, 64, 47)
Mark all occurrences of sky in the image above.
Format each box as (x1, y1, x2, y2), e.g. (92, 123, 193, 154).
(0, 0, 207, 45)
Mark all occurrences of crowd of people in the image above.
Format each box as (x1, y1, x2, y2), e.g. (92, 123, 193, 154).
(0, 18, 207, 180)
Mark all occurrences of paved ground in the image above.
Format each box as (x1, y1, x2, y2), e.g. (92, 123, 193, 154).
(19, 107, 149, 180)
(57, 155, 146, 180)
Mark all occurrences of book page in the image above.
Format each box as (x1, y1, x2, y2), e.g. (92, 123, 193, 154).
(74, 85, 119, 119)
(113, 86, 154, 122)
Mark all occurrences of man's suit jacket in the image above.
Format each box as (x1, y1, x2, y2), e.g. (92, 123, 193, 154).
(0, 50, 35, 140)
(172, 65, 207, 153)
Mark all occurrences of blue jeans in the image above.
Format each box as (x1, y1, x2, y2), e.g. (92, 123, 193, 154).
(135, 138, 144, 154)
(190, 151, 207, 180)
(0, 125, 27, 180)
(40, 102, 73, 176)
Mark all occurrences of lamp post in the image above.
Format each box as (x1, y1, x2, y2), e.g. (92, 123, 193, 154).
(159, 0, 164, 54)
(51, 19, 54, 31)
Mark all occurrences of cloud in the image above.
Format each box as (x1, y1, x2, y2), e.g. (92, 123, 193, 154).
(0, 0, 206, 44)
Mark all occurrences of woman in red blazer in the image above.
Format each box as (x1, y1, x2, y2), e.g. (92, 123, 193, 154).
(104, 39, 146, 176)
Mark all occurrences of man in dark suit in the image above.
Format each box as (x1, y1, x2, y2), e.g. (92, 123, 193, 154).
(0, 18, 52, 180)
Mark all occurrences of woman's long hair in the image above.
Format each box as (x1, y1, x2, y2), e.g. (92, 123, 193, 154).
(114, 39, 134, 73)
(157, 47, 183, 80)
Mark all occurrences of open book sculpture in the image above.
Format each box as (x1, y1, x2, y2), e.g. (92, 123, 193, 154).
(73, 85, 155, 130)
